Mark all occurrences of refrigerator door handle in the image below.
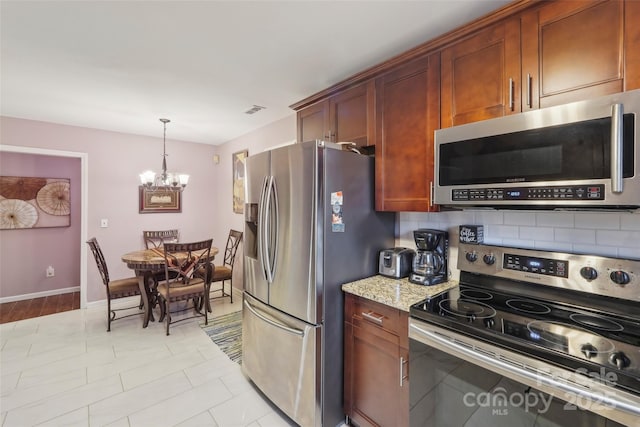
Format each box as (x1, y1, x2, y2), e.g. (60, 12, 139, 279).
(263, 176, 274, 283)
(270, 176, 279, 280)
(263, 175, 279, 283)
(243, 299, 305, 336)
(257, 176, 269, 281)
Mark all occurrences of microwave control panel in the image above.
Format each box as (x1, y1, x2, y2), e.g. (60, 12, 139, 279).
(451, 184, 604, 201)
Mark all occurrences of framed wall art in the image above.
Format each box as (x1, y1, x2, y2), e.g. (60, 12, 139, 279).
(0, 176, 71, 229)
(232, 149, 248, 214)
(139, 186, 182, 213)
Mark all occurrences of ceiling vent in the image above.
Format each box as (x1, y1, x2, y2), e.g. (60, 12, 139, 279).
(244, 105, 266, 115)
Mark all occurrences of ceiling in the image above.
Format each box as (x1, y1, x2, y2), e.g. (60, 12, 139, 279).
(1, 0, 512, 145)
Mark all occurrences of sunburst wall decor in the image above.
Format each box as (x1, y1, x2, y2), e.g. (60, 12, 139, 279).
(0, 176, 71, 229)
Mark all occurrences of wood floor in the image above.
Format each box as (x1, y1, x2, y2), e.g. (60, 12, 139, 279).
(0, 292, 80, 324)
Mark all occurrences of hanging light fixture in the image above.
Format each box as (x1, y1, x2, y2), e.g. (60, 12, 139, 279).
(139, 118, 189, 191)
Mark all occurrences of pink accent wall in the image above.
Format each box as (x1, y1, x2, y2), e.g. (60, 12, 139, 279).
(1, 116, 218, 303)
(0, 152, 82, 297)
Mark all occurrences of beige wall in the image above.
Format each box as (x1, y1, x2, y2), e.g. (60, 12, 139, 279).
(211, 113, 297, 291)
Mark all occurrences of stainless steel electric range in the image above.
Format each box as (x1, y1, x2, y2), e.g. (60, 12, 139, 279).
(409, 243, 640, 427)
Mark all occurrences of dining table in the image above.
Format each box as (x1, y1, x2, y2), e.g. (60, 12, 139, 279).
(121, 246, 219, 328)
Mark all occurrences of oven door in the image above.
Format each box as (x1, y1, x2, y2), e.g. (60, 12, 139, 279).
(409, 318, 640, 427)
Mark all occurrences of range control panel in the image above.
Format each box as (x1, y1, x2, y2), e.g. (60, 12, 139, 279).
(451, 184, 604, 201)
(503, 254, 568, 278)
(457, 243, 640, 302)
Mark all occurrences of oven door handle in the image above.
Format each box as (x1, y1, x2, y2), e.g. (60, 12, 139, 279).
(410, 321, 640, 419)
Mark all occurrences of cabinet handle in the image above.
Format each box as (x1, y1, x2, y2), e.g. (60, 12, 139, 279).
(508, 78, 514, 111)
(429, 181, 434, 208)
(400, 356, 408, 387)
(362, 311, 384, 325)
(526, 74, 532, 108)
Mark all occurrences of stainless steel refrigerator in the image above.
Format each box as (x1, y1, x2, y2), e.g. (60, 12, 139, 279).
(242, 140, 395, 427)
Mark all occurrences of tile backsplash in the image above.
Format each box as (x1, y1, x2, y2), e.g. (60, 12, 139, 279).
(398, 210, 640, 279)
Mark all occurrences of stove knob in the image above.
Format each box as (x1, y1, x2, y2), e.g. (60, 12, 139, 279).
(483, 253, 496, 265)
(467, 313, 476, 323)
(609, 352, 630, 370)
(580, 343, 598, 359)
(610, 270, 631, 286)
(484, 318, 495, 329)
(466, 251, 478, 263)
(580, 266, 598, 281)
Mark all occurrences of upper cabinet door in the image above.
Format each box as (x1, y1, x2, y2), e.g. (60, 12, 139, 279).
(297, 100, 329, 143)
(440, 17, 521, 128)
(521, 0, 636, 110)
(375, 54, 440, 212)
(328, 81, 375, 148)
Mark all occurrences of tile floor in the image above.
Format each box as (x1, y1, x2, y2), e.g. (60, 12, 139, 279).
(0, 290, 296, 427)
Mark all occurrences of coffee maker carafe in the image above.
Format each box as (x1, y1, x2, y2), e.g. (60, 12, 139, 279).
(409, 229, 448, 286)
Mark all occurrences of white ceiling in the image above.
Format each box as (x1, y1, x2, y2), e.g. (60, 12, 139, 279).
(1, 0, 511, 145)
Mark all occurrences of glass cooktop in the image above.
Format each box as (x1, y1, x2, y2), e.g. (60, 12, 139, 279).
(410, 279, 640, 395)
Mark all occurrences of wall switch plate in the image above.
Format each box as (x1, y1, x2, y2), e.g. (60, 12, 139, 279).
(46, 266, 55, 277)
(100, 219, 108, 228)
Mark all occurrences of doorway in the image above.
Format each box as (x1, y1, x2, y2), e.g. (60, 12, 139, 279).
(0, 145, 88, 309)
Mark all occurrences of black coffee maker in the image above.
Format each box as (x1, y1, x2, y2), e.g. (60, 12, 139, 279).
(409, 229, 449, 286)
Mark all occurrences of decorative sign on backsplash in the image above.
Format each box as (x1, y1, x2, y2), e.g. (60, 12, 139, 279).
(0, 176, 71, 229)
(459, 225, 484, 245)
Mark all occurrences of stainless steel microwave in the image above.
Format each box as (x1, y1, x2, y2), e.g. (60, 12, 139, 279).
(434, 89, 640, 209)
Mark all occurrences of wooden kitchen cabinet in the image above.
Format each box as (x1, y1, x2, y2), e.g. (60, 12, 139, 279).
(440, 17, 521, 128)
(375, 54, 440, 212)
(344, 293, 409, 427)
(296, 81, 375, 149)
(297, 100, 328, 143)
(521, 0, 640, 111)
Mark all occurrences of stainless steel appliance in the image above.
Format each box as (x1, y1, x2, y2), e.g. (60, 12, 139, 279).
(409, 229, 448, 286)
(379, 247, 414, 278)
(409, 243, 640, 426)
(434, 89, 640, 209)
(242, 140, 395, 427)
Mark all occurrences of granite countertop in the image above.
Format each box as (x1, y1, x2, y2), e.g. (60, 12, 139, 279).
(342, 275, 458, 312)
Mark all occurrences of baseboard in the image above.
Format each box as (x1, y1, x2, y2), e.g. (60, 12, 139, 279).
(86, 295, 139, 309)
(0, 286, 80, 304)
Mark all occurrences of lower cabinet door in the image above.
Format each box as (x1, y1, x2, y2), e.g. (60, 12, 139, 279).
(344, 321, 409, 427)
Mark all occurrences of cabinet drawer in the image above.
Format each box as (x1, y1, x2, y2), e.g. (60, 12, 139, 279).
(345, 293, 407, 341)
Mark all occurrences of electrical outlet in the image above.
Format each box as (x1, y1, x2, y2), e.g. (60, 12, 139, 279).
(100, 219, 108, 228)
(46, 266, 55, 277)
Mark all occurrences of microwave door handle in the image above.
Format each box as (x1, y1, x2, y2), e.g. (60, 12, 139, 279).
(611, 103, 624, 193)
(258, 176, 269, 281)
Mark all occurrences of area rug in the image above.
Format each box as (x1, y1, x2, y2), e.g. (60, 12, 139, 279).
(201, 310, 242, 364)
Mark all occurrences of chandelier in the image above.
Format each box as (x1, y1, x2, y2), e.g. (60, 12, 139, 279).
(139, 118, 189, 191)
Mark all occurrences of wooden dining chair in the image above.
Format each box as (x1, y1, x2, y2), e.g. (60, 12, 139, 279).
(205, 229, 242, 312)
(157, 239, 214, 335)
(86, 237, 143, 331)
(143, 229, 179, 249)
